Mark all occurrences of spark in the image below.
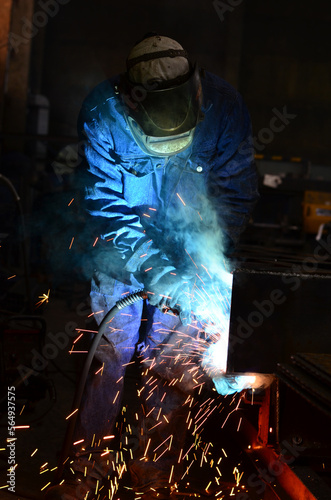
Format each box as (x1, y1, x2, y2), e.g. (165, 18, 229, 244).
(184, 248, 198, 268)
(77, 328, 99, 333)
(181, 443, 195, 461)
(65, 408, 78, 420)
(221, 398, 241, 428)
(88, 310, 104, 317)
(95, 363, 104, 375)
(93, 237, 99, 247)
(69, 236, 74, 249)
(169, 465, 174, 483)
(144, 267, 153, 272)
(7, 275, 16, 280)
(176, 193, 186, 206)
(101, 449, 111, 456)
(73, 439, 84, 445)
(35, 289, 50, 308)
(31, 448, 38, 457)
(146, 407, 155, 417)
(68, 198, 74, 206)
(13, 425, 30, 429)
(122, 361, 135, 367)
(237, 417, 242, 432)
(144, 438, 151, 457)
(149, 207, 157, 211)
(201, 264, 212, 279)
(41, 482, 52, 491)
(148, 421, 163, 432)
(205, 481, 212, 491)
(180, 460, 194, 480)
(153, 435, 172, 453)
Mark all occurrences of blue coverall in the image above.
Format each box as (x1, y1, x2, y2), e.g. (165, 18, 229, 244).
(73, 69, 259, 490)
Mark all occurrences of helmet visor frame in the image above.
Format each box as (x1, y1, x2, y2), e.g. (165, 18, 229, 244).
(120, 64, 203, 138)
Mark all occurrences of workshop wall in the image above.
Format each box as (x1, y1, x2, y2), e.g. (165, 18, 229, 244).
(240, 0, 331, 164)
(38, 0, 228, 137)
(32, 0, 331, 165)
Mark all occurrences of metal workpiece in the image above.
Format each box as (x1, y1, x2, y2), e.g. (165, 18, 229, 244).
(228, 268, 331, 373)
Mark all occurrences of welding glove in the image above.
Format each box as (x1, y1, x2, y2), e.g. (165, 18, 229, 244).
(144, 268, 194, 325)
(212, 374, 256, 395)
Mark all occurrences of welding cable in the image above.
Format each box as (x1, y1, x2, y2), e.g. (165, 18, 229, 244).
(55, 289, 147, 482)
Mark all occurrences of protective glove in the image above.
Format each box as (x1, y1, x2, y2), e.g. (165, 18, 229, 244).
(212, 373, 257, 395)
(144, 269, 194, 325)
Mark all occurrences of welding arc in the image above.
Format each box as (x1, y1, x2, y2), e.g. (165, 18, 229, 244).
(55, 289, 147, 483)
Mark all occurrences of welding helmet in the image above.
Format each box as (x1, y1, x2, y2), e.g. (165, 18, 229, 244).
(118, 34, 204, 156)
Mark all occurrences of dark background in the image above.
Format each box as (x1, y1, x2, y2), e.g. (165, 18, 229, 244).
(28, 0, 331, 164)
(1, 2, 331, 499)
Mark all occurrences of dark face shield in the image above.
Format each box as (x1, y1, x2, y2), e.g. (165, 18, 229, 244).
(119, 66, 203, 156)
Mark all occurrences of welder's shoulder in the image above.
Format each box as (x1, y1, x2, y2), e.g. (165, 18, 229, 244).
(202, 70, 242, 106)
(79, 76, 121, 121)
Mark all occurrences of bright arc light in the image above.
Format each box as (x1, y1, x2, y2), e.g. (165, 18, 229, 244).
(199, 271, 233, 374)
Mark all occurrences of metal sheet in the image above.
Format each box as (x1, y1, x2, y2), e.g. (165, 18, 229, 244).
(228, 269, 331, 373)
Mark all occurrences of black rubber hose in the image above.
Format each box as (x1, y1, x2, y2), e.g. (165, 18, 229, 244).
(55, 289, 147, 482)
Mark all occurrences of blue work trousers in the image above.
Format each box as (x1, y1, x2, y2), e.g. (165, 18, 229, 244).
(73, 283, 205, 491)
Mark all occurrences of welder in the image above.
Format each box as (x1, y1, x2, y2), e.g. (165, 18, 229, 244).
(45, 33, 258, 500)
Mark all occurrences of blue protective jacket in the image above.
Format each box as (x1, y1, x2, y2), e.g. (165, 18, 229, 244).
(77, 70, 259, 294)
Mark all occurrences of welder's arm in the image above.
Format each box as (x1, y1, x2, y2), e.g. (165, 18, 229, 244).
(207, 93, 259, 255)
(78, 117, 191, 318)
